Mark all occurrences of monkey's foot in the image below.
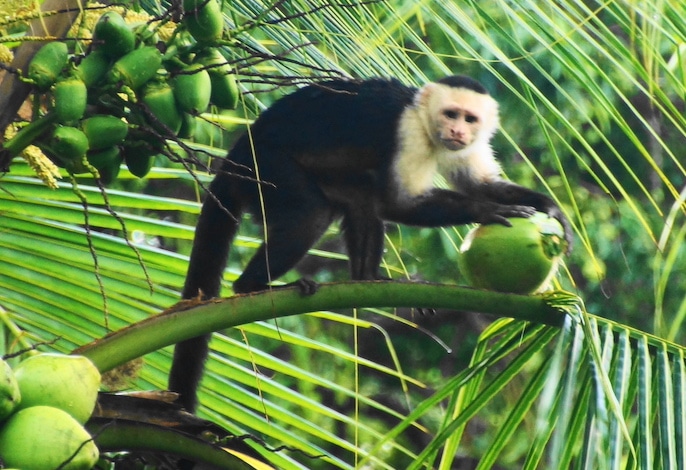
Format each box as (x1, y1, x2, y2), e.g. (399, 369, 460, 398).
(288, 278, 319, 296)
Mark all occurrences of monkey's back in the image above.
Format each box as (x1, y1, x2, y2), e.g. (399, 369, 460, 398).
(229, 78, 416, 166)
(221, 78, 417, 214)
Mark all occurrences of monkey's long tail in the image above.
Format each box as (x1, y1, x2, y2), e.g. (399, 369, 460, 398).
(169, 177, 242, 413)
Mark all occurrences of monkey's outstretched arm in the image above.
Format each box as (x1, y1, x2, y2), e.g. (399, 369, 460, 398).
(381, 188, 537, 228)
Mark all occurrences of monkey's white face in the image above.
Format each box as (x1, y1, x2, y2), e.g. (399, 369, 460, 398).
(436, 105, 481, 150)
(418, 84, 499, 152)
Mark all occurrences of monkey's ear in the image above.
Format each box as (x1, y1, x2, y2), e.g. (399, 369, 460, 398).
(414, 82, 439, 108)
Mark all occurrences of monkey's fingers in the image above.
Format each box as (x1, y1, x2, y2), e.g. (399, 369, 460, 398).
(505, 204, 538, 218)
(479, 204, 536, 226)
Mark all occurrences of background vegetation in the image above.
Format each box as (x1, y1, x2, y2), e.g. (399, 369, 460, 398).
(0, 0, 684, 468)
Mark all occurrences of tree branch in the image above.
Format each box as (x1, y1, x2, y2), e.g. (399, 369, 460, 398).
(73, 281, 567, 372)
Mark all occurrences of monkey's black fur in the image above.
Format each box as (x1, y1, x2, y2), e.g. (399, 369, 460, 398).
(169, 77, 571, 412)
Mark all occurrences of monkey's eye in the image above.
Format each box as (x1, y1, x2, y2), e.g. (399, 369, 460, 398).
(443, 110, 459, 119)
(465, 114, 479, 124)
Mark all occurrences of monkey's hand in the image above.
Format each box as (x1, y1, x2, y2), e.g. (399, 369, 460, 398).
(476, 202, 537, 227)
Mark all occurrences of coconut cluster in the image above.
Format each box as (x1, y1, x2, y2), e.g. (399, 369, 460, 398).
(0, 353, 101, 469)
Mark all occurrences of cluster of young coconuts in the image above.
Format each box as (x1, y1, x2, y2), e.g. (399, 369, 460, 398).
(6, 0, 236, 184)
(0, 353, 101, 469)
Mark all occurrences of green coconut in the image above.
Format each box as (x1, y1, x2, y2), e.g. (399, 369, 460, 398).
(0, 406, 99, 470)
(0, 359, 20, 420)
(13, 353, 101, 424)
(459, 212, 566, 294)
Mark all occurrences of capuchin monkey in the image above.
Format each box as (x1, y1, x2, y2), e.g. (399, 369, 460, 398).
(169, 75, 573, 412)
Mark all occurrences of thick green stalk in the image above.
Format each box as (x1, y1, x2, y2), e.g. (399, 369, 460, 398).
(87, 419, 255, 469)
(74, 281, 566, 372)
(2, 112, 58, 157)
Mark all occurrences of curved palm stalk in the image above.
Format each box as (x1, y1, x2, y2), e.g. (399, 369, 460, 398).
(73, 283, 565, 372)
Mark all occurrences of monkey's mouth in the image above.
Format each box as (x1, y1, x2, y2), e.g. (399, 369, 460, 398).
(442, 138, 467, 150)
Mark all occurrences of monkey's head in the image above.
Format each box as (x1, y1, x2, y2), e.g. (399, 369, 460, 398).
(415, 75, 499, 152)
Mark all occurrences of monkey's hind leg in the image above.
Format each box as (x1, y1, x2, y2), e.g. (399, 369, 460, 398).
(341, 209, 386, 281)
(232, 201, 335, 295)
(169, 334, 211, 412)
